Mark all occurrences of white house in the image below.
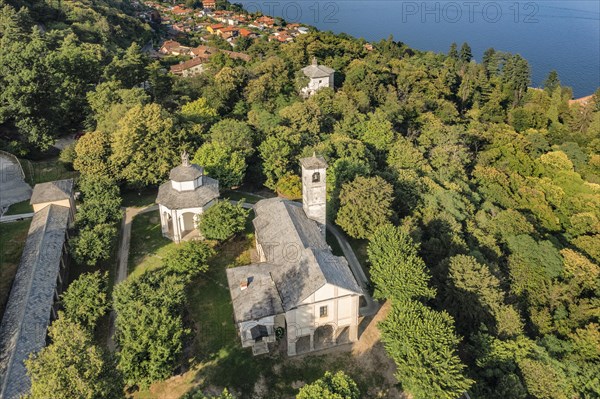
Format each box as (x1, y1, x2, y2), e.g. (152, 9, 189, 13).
(300, 57, 335, 97)
(156, 152, 219, 243)
(226, 155, 362, 356)
(170, 57, 205, 77)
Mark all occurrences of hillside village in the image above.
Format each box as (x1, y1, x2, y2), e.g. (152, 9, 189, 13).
(137, 1, 309, 43)
(0, 0, 598, 399)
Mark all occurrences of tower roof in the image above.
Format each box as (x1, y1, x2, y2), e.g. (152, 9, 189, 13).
(169, 164, 204, 182)
(169, 151, 204, 182)
(299, 154, 327, 169)
(301, 58, 335, 79)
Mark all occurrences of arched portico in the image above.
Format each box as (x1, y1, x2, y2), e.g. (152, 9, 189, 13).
(156, 152, 220, 244)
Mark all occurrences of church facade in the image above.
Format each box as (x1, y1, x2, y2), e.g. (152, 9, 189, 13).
(226, 155, 362, 356)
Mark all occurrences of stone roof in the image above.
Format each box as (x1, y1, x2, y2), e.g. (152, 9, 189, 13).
(253, 199, 327, 255)
(301, 60, 335, 79)
(29, 179, 73, 205)
(252, 198, 362, 312)
(0, 204, 70, 399)
(170, 57, 204, 73)
(169, 163, 204, 182)
(156, 176, 219, 210)
(226, 264, 284, 323)
(299, 155, 328, 170)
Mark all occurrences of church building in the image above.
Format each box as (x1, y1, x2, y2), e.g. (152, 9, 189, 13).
(156, 152, 219, 243)
(300, 57, 335, 97)
(226, 155, 362, 356)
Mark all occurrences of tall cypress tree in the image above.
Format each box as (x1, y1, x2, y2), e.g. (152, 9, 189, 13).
(460, 42, 472, 63)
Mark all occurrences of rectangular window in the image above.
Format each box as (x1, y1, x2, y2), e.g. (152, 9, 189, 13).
(319, 306, 328, 318)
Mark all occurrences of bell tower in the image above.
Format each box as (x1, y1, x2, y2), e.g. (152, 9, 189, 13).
(300, 153, 327, 239)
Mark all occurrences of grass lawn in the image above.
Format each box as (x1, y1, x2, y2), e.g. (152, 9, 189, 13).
(128, 211, 173, 277)
(222, 190, 264, 204)
(128, 211, 175, 278)
(4, 200, 33, 216)
(122, 187, 159, 208)
(0, 219, 32, 320)
(19, 158, 78, 185)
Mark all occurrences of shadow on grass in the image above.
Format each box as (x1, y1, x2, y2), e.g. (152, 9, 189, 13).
(121, 187, 159, 208)
(128, 211, 173, 278)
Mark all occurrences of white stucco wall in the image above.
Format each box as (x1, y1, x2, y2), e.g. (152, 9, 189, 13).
(182, 64, 205, 77)
(301, 164, 327, 229)
(302, 73, 334, 96)
(159, 200, 216, 243)
(286, 284, 359, 340)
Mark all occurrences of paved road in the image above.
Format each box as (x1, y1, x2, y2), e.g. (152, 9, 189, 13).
(0, 154, 31, 215)
(107, 204, 158, 351)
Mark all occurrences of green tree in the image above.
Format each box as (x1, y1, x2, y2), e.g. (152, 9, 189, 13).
(70, 224, 118, 266)
(482, 48, 499, 76)
(380, 300, 473, 399)
(59, 143, 76, 168)
(179, 97, 218, 124)
(163, 240, 214, 277)
(113, 271, 188, 389)
(103, 42, 148, 88)
(198, 200, 250, 241)
(460, 42, 472, 63)
(146, 61, 173, 103)
(336, 176, 394, 239)
(502, 54, 530, 106)
(259, 135, 294, 190)
(368, 224, 435, 301)
(61, 271, 109, 330)
(25, 316, 122, 399)
(110, 103, 179, 187)
(276, 173, 302, 199)
(446, 255, 523, 337)
(193, 142, 247, 189)
(448, 42, 458, 59)
(543, 70, 560, 93)
(296, 371, 360, 399)
(208, 119, 254, 157)
(86, 81, 150, 133)
(76, 175, 122, 228)
(517, 358, 570, 399)
(356, 109, 395, 151)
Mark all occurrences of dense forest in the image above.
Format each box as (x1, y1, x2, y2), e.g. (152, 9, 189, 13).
(1, 1, 598, 398)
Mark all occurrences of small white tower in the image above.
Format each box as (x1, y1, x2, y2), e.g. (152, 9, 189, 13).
(300, 153, 328, 239)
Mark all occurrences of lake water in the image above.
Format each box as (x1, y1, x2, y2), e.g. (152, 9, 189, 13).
(239, 0, 600, 97)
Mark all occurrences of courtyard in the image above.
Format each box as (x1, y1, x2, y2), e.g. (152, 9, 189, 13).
(126, 210, 399, 399)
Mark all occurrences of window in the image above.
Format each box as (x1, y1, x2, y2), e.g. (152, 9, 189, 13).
(312, 172, 320, 183)
(319, 306, 328, 318)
